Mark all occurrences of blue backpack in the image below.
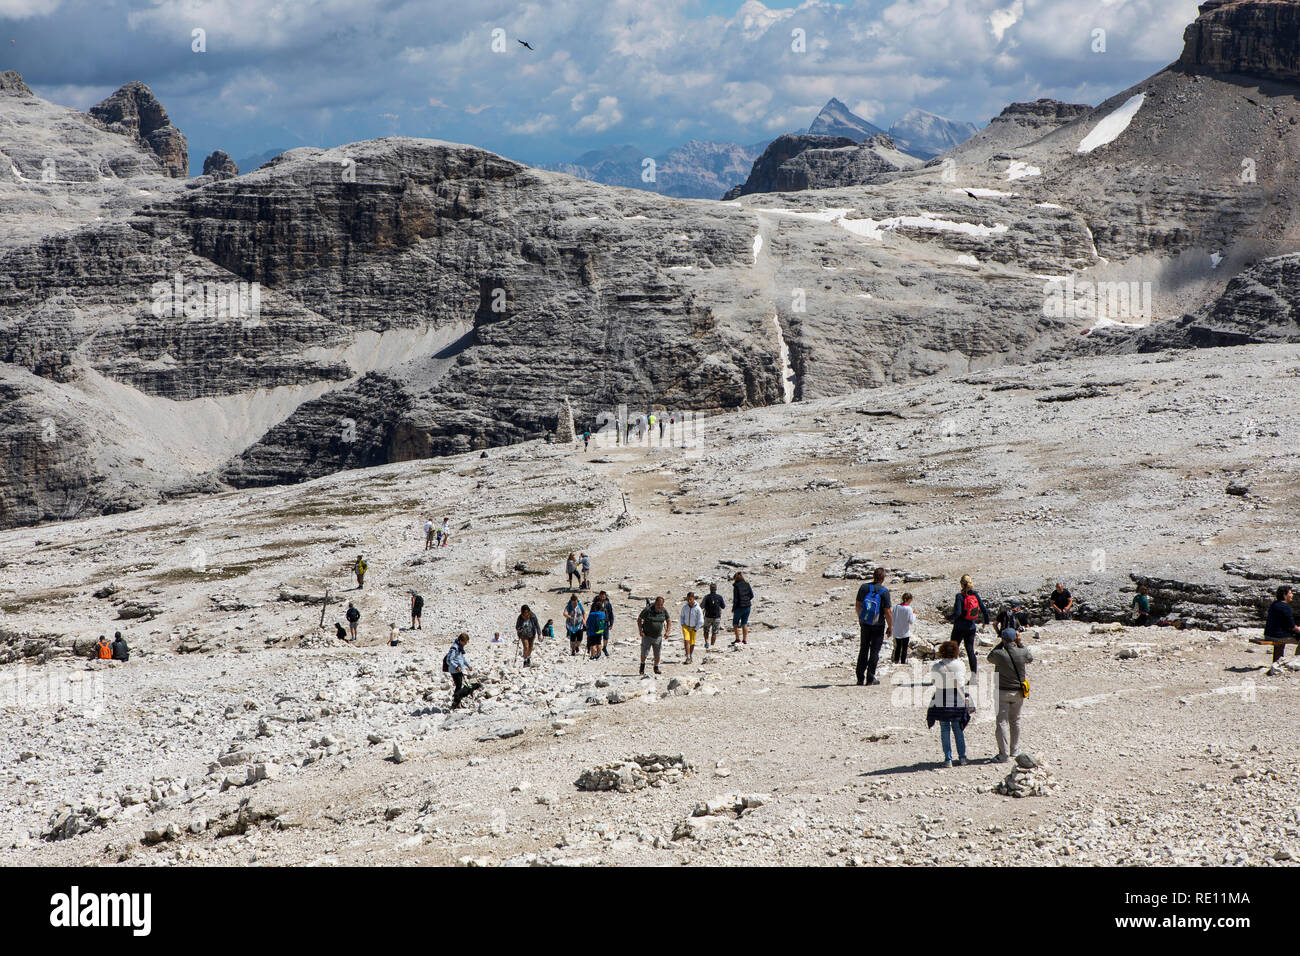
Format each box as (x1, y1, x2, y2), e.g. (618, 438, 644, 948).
(586, 610, 606, 639)
(859, 583, 885, 626)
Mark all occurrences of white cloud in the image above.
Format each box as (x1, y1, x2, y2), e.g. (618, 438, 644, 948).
(574, 95, 622, 132)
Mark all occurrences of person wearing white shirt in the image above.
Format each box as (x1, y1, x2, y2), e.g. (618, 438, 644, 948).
(680, 592, 705, 664)
(927, 642, 971, 768)
(891, 592, 917, 664)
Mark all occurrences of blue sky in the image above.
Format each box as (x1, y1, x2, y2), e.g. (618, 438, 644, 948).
(2, 0, 1201, 172)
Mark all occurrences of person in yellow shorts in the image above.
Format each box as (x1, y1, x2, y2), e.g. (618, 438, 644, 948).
(680, 591, 704, 664)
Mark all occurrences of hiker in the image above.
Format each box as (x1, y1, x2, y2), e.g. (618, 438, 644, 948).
(950, 574, 989, 674)
(891, 592, 915, 664)
(564, 594, 586, 655)
(354, 554, 367, 589)
(701, 583, 725, 649)
(583, 429, 591, 451)
(658, 415, 665, 438)
(731, 571, 754, 645)
(926, 641, 970, 767)
(389, 623, 401, 646)
(585, 604, 607, 660)
(410, 591, 424, 629)
(334, 621, 348, 641)
(542, 618, 555, 640)
(440, 517, 450, 547)
(988, 626, 1033, 762)
(996, 601, 1028, 636)
(680, 591, 704, 664)
(1265, 585, 1300, 664)
(110, 631, 129, 662)
(638, 596, 671, 675)
(1050, 582, 1073, 620)
(96, 635, 112, 660)
(854, 566, 892, 685)
(566, 552, 580, 590)
(516, 604, 541, 667)
(346, 601, 360, 640)
(648, 412, 656, 439)
(424, 518, 435, 550)
(591, 590, 614, 656)
(1131, 585, 1151, 627)
(445, 633, 479, 709)
(579, 552, 591, 590)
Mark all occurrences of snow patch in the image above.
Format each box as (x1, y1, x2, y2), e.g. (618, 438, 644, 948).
(1210, 251, 1223, 269)
(772, 310, 795, 403)
(1036, 202, 1063, 209)
(752, 234, 763, 263)
(754, 207, 856, 223)
(955, 254, 980, 267)
(1006, 161, 1040, 181)
(1077, 93, 1145, 154)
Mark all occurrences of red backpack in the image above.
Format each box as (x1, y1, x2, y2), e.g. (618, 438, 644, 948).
(962, 593, 981, 622)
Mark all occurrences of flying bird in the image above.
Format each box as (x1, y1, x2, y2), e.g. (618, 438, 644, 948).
(518, 39, 534, 51)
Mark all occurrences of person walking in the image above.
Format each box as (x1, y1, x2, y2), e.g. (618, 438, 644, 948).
(731, 572, 754, 645)
(1131, 585, 1151, 627)
(891, 592, 916, 664)
(345, 601, 361, 640)
(591, 590, 614, 656)
(951, 574, 989, 674)
(424, 518, 435, 550)
(410, 591, 424, 629)
(579, 552, 591, 591)
(566, 552, 580, 590)
(680, 591, 704, 664)
(354, 554, 367, 589)
(638, 596, 671, 675)
(585, 604, 607, 660)
(445, 633, 478, 709)
(516, 604, 541, 667)
(926, 641, 970, 767)
(582, 429, 591, 451)
(440, 517, 450, 547)
(1265, 585, 1300, 665)
(1050, 582, 1074, 620)
(854, 566, 893, 685)
(563, 593, 586, 656)
(988, 626, 1033, 762)
(701, 583, 725, 650)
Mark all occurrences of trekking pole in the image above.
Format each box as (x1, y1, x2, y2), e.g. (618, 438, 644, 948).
(319, 588, 330, 629)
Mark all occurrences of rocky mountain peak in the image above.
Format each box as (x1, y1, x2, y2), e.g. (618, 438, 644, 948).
(88, 81, 188, 177)
(202, 150, 239, 180)
(1179, 0, 1300, 82)
(0, 70, 32, 96)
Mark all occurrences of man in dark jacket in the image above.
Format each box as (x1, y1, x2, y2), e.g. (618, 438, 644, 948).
(1265, 585, 1300, 664)
(988, 629, 1033, 762)
(854, 566, 893, 686)
(701, 584, 726, 649)
(731, 572, 754, 645)
(110, 631, 129, 662)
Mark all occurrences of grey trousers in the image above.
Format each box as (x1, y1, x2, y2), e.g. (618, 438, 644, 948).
(996, 689, 1024, 757)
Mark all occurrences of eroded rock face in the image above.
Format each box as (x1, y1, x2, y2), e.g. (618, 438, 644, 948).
(201, 150, 239, 180)
(724, 133, 919, 198)
(88, 82, 188, 178)
(1179, 0, 1300, 81)
(0, 70, 32, 96)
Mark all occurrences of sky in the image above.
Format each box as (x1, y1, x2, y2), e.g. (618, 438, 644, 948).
(1, 0, 1202, 173)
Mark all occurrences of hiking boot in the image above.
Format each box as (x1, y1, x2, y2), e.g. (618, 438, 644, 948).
(993, 754, 1009, 763)
(654, 666, 662, 675)
(942, 760, 953, 768)
(959, 757, 969, 766)
(639, 663, 645, 675)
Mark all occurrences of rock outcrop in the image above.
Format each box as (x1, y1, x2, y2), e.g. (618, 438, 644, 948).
(0, 70, 32, 95)
(1179, 0, 1300, 81)
(201, 150, 239, 180)
(807, 97, 886, 142)
(724, 133, 920, 198)
(88, 82, 188, 177)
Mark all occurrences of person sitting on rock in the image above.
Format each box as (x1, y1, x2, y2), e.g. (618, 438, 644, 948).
(110, 631, 129, 662)
(1265, 585, 1300, 666)
(96, 635, 112, 660)
(996, 601, 1028, 636)
(334, 621, 348, 641)
(1050, 583, 1073, 620)
(1131, 585, 1151, 627)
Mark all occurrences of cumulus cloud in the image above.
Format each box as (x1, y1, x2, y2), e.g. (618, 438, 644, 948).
(574, 95, 622, 132)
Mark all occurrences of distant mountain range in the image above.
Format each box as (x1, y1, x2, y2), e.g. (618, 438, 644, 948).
(538, 139, 769, 200)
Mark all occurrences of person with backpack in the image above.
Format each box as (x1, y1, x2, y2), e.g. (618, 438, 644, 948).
(579, 552, 591, 591)
(951, 574, 989, 674)
(891, 592, 915, 664)
(988, 626, 1033, 762)
(680, 591, 704, 664)
(410, 591, 424, 629)
(564, 594, 586, 656)
(1131, 585, 1151, 627)
(585, 604, 607, 660)
(566, 552, 580, 590)
(926, 641, 970, 767)
(731, 572, 754, 645)
(591, 590, 614, 656)
(345, 601, 361, 640)
(1050, 582, 1073, 620)
(424, 518, 435, 550)
(444, 633, 479, 709)
(854, 566, 893, 685)
(583, 429, 591, 451)
(110, 632, 129, 662)
(542, 618, 555, 640)
(996, 601, 1027, 636)
(96, 636, 112, 660)
(701, 583, 725, 650)
(638, 596, 672, 675)
(516, 604, 541, 667)
(1265, 585, 1300, 664)
(354, 554, 368, 589)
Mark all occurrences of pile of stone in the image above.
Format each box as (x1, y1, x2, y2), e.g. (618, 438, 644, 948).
(574, 754, 691, 793)
(996, 753, 1058, 798)
(299, 631, 347, 650)
(691, 792, 768, 818)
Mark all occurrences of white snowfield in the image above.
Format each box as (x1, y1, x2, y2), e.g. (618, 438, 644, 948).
(1077, 93, 1145, 154)
(751, 234, 763, 263)
(1006, 160, 1040, 181)
(755, 205, 1008, 243)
